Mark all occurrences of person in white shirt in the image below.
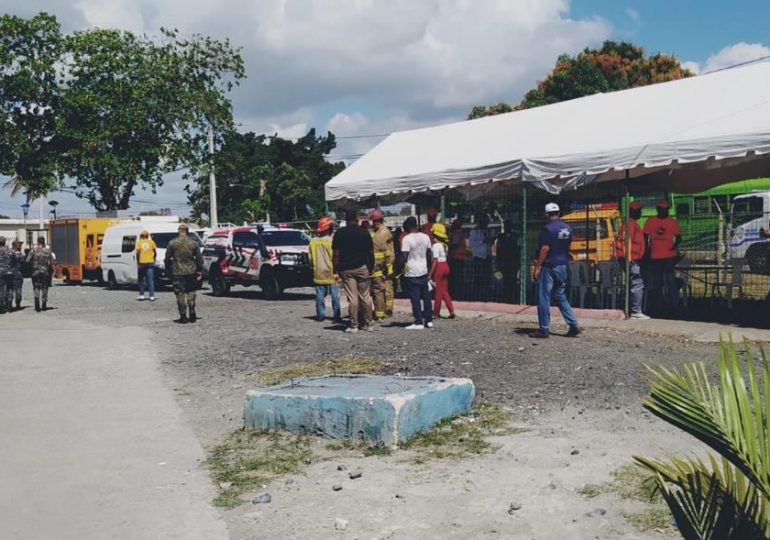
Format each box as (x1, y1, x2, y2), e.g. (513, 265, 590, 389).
(400, 216, 433, 329)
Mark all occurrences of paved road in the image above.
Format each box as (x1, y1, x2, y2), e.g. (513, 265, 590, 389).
(0, 309, 228, 540)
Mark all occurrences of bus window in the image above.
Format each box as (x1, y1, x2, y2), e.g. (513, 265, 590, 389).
(694, 197, 710, 215)
(676, 203, 690, 217)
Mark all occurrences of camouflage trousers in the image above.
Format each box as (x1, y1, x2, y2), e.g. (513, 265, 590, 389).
(12, 272, 23, 304)
(0, 273, 13, 312)
(172, 274, 198, 315)
(32, 272, 51, 304)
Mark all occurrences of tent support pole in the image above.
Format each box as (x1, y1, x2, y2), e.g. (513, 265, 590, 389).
(440, 193, 446, 223)
(624, 171, 631, 319)
(519, 184, 528, 304)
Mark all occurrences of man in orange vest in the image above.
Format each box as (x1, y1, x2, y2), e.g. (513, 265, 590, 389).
(615, 200, 649, 319)
(642, 199, 682, 309)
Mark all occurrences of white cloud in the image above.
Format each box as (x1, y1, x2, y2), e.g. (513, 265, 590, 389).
(681, 60, 701, 75)
(625, 7, 640, 22)
(702, 42, 770, 73)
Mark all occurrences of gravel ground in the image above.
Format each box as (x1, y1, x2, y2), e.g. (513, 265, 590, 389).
(37, 280, 727, 538)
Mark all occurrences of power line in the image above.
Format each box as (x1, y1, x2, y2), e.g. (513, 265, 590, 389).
(336, 133, 390, 140)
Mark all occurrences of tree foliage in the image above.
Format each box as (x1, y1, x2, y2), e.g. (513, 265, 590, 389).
(0, 12, 244, 211)
(468, 41, 693, 119)
(0, 13, 63, 200)
(186, 129, 345, 224)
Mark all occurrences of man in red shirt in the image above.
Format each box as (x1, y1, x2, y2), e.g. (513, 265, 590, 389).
(615, 201, 649, 319)
(642, 199, 682, 309)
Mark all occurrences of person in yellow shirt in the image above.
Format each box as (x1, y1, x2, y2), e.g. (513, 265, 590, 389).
(135, 230, 157, 301)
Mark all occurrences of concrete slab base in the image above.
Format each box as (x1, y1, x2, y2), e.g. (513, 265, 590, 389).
(244, 375, 475, 445)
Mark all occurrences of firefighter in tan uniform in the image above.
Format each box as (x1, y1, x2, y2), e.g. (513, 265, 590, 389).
(370, 209, 395, 321)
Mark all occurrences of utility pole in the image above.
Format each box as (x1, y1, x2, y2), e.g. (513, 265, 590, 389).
(208, 125, 218, 229)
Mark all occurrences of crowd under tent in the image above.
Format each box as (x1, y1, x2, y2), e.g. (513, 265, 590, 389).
(325, 59, 770, 318)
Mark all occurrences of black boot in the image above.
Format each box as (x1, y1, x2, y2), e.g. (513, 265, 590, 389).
(188, 305, 197, 323)
(42, 300, 47, 311)
(15, 300, 20, 310)
(34, 298, 40, 312)
(175, 307, 188, 323)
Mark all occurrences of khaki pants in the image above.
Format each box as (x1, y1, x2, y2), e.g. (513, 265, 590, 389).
(340, 265, 373, 329)
(371, 260, 387, 319)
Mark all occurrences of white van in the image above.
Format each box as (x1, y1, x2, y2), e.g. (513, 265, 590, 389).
(101, 222, 204, 289)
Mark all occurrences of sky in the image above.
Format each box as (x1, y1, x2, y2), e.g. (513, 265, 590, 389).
(1, 0, 769, 219)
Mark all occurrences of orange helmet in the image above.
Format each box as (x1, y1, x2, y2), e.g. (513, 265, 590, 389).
(316, 215, 334, 233)
(369, 209, 384, 222)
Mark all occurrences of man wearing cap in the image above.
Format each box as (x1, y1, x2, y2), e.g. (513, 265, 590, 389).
(370, 209, 395, 321)
(309, 216, 342, 323)
(530, 203, 581, 338)
(643, 199, 682, 309)
(135, 229, 157, 302)
(615, 201, 649, 319)
(421, 208, 438, 235)
(165, 223, 204, 323)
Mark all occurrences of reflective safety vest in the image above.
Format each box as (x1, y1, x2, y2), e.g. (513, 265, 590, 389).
(309, 236, 335, 284)
(614, 219, 645, 261)
(372, 226, 394, 278)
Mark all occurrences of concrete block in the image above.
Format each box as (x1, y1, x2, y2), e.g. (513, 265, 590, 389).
(244, 375, 475, 445)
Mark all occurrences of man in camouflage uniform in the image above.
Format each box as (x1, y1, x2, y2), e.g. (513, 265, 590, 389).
(369, 209, 395, 321)
(26, 236, 54, 312)
(164, 223, 203, 323)
(0, 236, 15, 314)
(10, 241, 25, 310)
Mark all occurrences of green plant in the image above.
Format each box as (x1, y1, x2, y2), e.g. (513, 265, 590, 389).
(635, 340, 770, 539)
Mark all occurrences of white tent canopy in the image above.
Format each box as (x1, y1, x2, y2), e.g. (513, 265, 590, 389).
(326, 60, 770, 204)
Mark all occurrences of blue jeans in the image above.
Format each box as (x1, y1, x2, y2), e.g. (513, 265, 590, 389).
(405, 275, 433, 324)
(138, 264, 155, 297)
(315, 284, 341, 320)
(537, 265, 578, 333)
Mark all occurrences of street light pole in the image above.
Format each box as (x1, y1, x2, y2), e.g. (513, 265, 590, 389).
(208, 125, 218, 229)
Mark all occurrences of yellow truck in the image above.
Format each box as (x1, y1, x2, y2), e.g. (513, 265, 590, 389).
(562, 205, 621, 263)
(50, 217, 122, 283)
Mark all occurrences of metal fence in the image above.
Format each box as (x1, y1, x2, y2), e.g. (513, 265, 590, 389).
(326, 180, 770, 323)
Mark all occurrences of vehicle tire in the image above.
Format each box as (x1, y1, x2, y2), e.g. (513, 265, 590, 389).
(261, 271, 282, 300)
(62, 269, 71, 284)
(107, 270, 118, 290)
(209, 266, 230, 297)
(746, 242, 770, 275)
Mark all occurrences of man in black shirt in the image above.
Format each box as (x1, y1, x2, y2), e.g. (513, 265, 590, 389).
(332, 209, 375, 333)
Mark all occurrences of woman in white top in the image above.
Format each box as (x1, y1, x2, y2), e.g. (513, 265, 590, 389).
(429, 223, 455, 319)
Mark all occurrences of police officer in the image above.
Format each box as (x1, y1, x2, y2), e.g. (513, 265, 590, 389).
(11, 240, 24, 310)
(164, 223, 204, 323)
(0, 236, 14, 314)
(370, 209, 395, 321)
(26, 236, 54, 312)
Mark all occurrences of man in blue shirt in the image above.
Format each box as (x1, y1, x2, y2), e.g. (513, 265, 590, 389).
(530, 203, 581, 338)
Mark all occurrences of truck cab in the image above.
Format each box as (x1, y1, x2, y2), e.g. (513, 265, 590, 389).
(561, 204, 621, 262)
(728, 192, 770, 273)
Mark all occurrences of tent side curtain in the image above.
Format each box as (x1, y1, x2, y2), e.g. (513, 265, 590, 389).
(325, 60, 770, 205)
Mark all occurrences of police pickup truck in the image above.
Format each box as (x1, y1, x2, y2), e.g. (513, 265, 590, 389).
(202, 226, 313, 298)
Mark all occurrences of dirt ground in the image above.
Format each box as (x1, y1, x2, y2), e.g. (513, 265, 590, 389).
(44, 282, 730, 539)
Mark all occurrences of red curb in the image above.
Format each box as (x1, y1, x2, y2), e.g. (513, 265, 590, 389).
(393, 299, 625, 321)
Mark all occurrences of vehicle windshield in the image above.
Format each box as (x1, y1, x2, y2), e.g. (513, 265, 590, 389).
(261, 230, 309, 246)
(731, 196, 764, 227)
(565, 219, 609, 241)
(152, 231, 203, 248)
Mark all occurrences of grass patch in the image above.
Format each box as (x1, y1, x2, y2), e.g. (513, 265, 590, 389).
(578, 463, 674, 535)
(207, 429, 312, 508)
(623, 507, 677, 534)
(398, 402, 523, 463)
(257, 357, 383, 386)
(325, 438, 392, 456)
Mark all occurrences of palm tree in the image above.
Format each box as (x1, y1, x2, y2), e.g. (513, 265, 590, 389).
(635, 340, 770, 538)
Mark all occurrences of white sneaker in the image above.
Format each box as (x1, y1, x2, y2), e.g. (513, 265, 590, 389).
(344, 327, 359, 333)
(630, 312, 651, 320)
(149, 296, 156, 302)
(405, 323, 424, 330)
(425, 322, 434, 329)
(137, 295, 145, 301)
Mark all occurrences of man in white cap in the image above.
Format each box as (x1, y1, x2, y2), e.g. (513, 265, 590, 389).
(530, 203, 581, 338)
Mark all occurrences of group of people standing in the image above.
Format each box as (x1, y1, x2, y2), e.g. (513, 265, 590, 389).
(308, 209, 456, 332)
(0, 236, 55, 314)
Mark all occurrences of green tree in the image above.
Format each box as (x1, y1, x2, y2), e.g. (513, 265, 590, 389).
(0, 13, 63, 202)
(468, 41, 693, 119)
(58, 27, 244, 210)
(186, 129, 345, 223)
